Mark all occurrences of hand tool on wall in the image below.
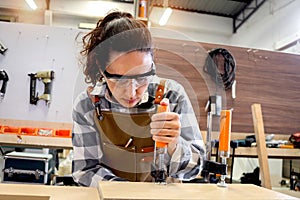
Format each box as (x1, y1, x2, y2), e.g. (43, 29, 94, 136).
(205, 95, 222, 116)
(152, 100, 169, 184)
(0, 40, 8, 55)
(28, 70, 55, 106)
(0, 70, 9, 102)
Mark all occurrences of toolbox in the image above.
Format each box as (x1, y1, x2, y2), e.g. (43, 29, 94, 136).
(2, 151, 54, 184)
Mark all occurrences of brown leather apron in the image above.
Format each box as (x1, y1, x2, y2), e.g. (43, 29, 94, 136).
(92, 80, 166, 182)
(94, 110, 157, 182)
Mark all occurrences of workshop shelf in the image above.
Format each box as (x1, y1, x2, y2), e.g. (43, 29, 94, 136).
(1, 126, 20, 134)
(37, 128, 55, 137)
(0, 125, 71, 138)
(55, 129, 71, 138)
(20, 127, 38, 135)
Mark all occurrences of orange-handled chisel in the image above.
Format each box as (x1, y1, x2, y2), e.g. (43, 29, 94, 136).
(155, 103, 169, 148)
(153, 99, 169, 184)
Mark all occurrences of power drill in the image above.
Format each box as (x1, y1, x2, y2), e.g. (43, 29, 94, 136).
(0, 70, 9, 102)
(28, 70, 55, 106)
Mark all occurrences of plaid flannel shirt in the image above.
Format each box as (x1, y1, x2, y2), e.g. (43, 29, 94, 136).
(72, 76, 205, 187)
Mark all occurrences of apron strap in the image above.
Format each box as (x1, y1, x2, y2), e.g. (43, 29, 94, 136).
(154, 79, 166, 104)
(87, 86, 100, 103)
(87, 86, 103, 120)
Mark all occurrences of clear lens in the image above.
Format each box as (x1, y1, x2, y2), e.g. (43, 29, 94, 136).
(104, 61, 155, 88)
(110, 75, 153, 87)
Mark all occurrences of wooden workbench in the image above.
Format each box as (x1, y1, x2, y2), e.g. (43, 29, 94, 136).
(0, 118, 73, 149)
(98, 182, 299, 200)
(205, 131, 300, 159)
(212, 146, 300, 159)
(1, 120, 299, 158)
(0, 183, 100, 200)
(0, 134, 73, 149)
(1, 132, 299, 157)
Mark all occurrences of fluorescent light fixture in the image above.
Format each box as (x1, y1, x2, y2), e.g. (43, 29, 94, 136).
(25, 0, 37, 10)
(274, 31, 300, 50)
(79, 23, 96, 30)
(159, 8, 172, 26)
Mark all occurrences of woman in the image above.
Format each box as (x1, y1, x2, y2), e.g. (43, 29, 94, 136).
(72, 11, 205, 187)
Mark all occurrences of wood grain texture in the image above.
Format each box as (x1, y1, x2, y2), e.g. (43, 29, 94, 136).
(0, 183, 100, 200)
(153, 38, 300, 135)
(0, 118, 72, 129)
(251, 104, 272, 189)
(98, 182, 298, 200)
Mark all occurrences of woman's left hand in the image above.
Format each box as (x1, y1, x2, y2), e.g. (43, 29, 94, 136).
(150, 110, 181, 155)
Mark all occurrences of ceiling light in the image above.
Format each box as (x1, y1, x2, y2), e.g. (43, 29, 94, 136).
(274, 31, 300, 50)
(159, 7, 172, 26)
(78, 23, 96, 30)
(25, 0, 37, 10)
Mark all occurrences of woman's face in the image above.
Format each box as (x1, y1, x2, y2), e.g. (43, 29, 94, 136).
(103, 51, 153, 108)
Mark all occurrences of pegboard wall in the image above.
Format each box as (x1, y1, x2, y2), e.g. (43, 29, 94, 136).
(0, 22, 87, 123)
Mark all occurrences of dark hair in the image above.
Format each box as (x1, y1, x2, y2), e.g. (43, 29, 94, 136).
(81, 11, 153, 85)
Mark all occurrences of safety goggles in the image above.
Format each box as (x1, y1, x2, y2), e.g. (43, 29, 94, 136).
(103, 62, 156, 87)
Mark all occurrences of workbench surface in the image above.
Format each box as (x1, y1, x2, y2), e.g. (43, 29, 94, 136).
(0, 181, 298, 200)
(98, 181, 298, 200)
(0, 183, 100, 200)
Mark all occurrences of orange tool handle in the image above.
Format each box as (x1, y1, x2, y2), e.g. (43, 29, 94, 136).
(155, 104, 168, 148)
(219, 110, 232, 152)
(279, 144, 294, 149)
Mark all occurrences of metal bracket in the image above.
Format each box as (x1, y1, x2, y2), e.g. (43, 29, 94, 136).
(233, 0, 267, 33)
(4, 167, 45, 180)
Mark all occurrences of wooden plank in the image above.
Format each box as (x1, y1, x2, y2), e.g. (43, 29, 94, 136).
(0, 183, 100, 200)
(207, 131, 299, 159)
(251, 103, 272, 189)
(0, 118, 72, 129)
(201, 131, 292, 141)
(0, 134, 72, 149)
(98, 182, 298, 200)
(212, 147, 300, 159)
(0, 194, 50, 200)
(0, 118, 73, 149)
(1, 132, 297, 157)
